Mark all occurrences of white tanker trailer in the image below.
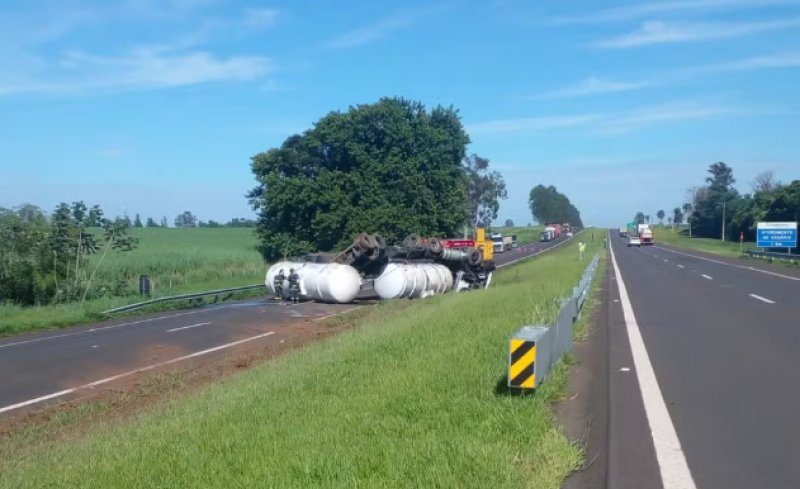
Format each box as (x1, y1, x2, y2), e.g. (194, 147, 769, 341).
(265, 232, 495, 304)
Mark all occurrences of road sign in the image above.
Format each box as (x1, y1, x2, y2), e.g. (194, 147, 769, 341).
(756, 222, 797, 248)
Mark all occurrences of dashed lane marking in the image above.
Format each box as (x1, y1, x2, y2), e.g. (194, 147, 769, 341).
(749, 294, 776, 304)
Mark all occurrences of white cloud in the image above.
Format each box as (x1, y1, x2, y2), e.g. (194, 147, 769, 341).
(595, 18, 800, 48)
(689, 51, 800, 74)
(466, 115, 601, 134)
(468, 102, 740, 136)
(595, 102, 739, 133)
(0, 50, 274, 96)
(324, 4, 450, 50)
(326, 14, 414, 49)
(553, 0, 800, 24)
(532, 50, 800, 100)
(243, 7, 279, 28)
(532, 77, 653, 99)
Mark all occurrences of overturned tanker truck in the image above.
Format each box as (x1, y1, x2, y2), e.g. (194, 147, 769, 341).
(266, 229, 496, 304)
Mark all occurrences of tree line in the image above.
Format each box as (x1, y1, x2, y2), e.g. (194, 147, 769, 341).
(528, 185, 583, 227)
(635, 162, 799, 249)
(0, 202, 138, 306)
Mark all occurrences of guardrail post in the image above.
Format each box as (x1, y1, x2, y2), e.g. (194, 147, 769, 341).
(507, 254, 599, 390)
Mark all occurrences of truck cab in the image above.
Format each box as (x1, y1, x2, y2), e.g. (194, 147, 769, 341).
(490, 233, 505, 253)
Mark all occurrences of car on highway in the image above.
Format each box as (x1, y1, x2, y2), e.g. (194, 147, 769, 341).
(627, 235, 641, 247)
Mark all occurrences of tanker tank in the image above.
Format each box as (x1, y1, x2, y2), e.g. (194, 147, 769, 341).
(373, 262, 454, 300)
(266, 261, 362, 304)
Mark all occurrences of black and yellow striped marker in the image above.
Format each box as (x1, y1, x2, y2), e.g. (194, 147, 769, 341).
(508, 339, 536, 388)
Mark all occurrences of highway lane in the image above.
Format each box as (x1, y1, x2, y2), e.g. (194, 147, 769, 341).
(609, 234, 800, 488)
(0, 232, 578, 415)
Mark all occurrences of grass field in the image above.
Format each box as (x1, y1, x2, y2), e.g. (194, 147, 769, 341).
(0, 228, 265, 336)
(492, 226, 544, 245)
(0, 230, 605, 489)
(649, 225, 756, 258)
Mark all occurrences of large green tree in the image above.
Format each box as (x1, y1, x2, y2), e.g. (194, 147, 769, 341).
(462, 154, 507, 228)
(692, 162, 739, 239)
(248, 97, 470, 261)
(528, 185, 583, 227)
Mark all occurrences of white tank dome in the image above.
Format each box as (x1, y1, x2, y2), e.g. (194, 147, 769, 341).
(266, 261, 362, 304)
(374, 262, 454, 300)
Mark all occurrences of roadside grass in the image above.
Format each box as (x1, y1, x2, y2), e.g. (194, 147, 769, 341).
(0, 232, 603, 489)
(649, 225, 755, 258)
(0, 228, 265, 336)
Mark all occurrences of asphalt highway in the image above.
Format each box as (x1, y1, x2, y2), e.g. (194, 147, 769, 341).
(602, 232, 800, 489)
(0, 232, 578, 416)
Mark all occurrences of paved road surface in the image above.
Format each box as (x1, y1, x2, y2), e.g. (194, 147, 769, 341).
(600, 232, 800, 489)
(0, 232, 579, 415)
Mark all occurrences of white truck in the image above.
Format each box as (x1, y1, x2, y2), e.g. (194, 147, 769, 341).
(638, 224, 654, 245)
(491, 232, 505, 253)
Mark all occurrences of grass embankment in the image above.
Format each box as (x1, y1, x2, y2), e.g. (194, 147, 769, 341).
(650, 225, 756, 258)
(0, 231, 604, 488)
(0, 228, 265, 336)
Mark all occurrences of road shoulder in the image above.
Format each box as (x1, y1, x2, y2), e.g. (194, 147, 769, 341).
(558, 244, 664, 489)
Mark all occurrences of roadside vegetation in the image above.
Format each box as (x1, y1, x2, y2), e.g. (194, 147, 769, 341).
(650, 225, 756, 258)
(0, 227, 264, 336)
(631, 163, 798, 254)
(0, 231, 604, 489)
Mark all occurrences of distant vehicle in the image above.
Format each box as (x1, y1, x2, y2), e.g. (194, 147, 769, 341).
(566, 231, 574, 237)
(639, 226, 654, 245)
(503, 235, 513, 249)
(562, 223, 571, 234)
(619, 226, 628, 237)
(511, 234, 518, 248)
(628, 235, 642, 247)
(541, 227, 555, 242)
(491, 232, 505, 253)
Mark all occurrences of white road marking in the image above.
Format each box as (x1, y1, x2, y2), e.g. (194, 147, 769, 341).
(0, 331, 276, 415)
(702, 274, 713, 280)
(620, 367, 631, 372)
(677, 265, 685, 269)
(749, 293, 775, 304)
(0, 309, 215, 350)
(166, 321, 212, 333)
(655, 245, 800, 282)
(664, 259, 669, 263)
(610, 241, 697, 489)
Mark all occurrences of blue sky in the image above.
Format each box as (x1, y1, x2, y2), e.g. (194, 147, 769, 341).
(1, 0, 799, 227)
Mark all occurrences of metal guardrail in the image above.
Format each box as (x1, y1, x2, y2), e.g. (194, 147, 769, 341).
(507, 254, 600, 390)
(102, 284, 265, 315)
(743, 250, 799, 264)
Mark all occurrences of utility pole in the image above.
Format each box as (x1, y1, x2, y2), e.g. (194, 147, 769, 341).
(721, 200, 726, 242)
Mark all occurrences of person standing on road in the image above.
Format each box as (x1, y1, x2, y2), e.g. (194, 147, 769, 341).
(288, 268, 301, 304)
(273, 269, 286, 304)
